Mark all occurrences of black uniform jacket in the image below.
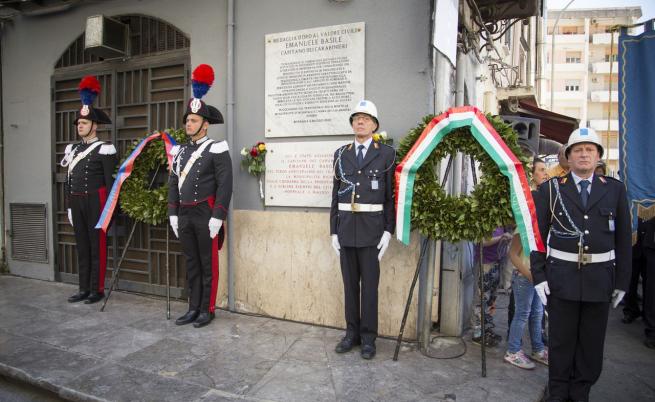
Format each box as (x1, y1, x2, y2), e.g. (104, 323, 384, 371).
(635, 217, 655, 258)
(330, 141, 395, 248)
(167, 137, 233, 220)
(530, 173, 632, 302)
(64, 141, 117, 202)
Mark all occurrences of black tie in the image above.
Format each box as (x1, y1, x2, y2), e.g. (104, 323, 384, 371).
(580, 179, 590, 208)
(357, 144, 365, 167)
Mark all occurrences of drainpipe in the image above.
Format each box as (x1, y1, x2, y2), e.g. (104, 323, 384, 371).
(0, 23, 6, 270)
(226, 0, 236, 311)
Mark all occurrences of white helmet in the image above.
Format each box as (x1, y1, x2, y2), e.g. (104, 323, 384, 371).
(350, 99, 379, 131)
(565, 127, 604, 158)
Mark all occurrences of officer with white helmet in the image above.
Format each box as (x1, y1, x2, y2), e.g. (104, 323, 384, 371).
(531, 127, 631, 401)
(330, 99, 395, 359)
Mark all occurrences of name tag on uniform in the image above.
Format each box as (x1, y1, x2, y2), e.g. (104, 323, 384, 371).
(371, 179, 379, 190)
(608, 219, 615, 232)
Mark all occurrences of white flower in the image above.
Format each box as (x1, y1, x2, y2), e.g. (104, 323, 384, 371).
(240, 147, 248, 156)
(379, 131, 388, 140)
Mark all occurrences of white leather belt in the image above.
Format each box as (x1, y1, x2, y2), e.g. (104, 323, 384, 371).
(338, 203, 383, 212)
(549, 248, 615, 264)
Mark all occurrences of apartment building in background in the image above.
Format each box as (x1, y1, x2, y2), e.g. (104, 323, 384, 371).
(542, 6, 642, 174)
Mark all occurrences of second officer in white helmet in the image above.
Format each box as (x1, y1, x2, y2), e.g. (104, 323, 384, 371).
(531, 127, 631, 401)
(330, 100, 396, 359)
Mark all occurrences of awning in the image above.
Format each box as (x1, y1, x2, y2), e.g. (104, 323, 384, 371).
(515, 99, 579, 144)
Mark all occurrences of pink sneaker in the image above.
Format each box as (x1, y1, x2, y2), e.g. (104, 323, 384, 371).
(531, 348, 549, 366)
(504, 350, 536, 369)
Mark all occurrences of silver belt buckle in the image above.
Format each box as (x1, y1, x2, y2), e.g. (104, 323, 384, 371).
(580, 253, 591, 264)
(351, 202, 359, 212)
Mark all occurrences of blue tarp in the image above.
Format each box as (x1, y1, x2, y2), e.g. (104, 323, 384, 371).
(618, 19, 655, 232)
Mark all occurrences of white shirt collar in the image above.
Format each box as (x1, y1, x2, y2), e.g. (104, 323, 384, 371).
(570, 171, 594, 192)
(354, 137, 373, 151)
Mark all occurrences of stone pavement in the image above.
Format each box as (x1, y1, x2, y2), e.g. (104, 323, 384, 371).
(0, 275, 653, 402)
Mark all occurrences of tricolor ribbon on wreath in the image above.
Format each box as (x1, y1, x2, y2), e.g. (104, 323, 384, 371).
(394, 106, 545, 254)
(95, 131, 177, 231)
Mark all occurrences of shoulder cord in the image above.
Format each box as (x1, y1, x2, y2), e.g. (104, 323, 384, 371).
(333, 145, 397, 197)
(549, 179, 585, 245)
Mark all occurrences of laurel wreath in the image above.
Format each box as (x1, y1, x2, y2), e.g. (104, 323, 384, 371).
(395, 114, 530, 242)
(119, 129, 187, 225)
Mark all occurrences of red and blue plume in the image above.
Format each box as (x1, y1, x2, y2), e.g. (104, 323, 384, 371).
(191, 64, 214, 99)
(78, 75, 101, 106)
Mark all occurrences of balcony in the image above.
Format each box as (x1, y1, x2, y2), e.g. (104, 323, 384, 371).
(543, 91, 587, 101)
(592, 33, 618, 45)
(592, 62, 618, 74)
(547, 63, 587, 73)
(589, 119, 619, 131)
(590, 90, 618, 102)
(546, 34, 586, 44)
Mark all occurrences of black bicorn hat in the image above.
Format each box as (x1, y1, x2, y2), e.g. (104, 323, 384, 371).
(183, 64, 224, 125)
(73, 76, 112, 125)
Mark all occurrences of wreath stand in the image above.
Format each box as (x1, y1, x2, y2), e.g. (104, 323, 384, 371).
(100, 164, 172, 318)
(391, 107, 543, 378)
(99, 130, 185, 319)
(393, 155, 490, 376)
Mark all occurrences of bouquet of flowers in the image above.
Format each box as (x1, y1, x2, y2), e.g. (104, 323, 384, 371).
(240, 141, 267, 199)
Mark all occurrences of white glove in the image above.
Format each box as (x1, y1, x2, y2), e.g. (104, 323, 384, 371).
(331, 234, 340, 256)
(169, 216, 179, 238)
(377, 231, 392, 261)
(535, 281, 550, 306)
(209, 218, 223, 239)
(611, 289, 626, 308)
(67, 208, 73, 226)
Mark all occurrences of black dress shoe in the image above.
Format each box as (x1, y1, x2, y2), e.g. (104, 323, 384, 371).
(335, 335, 361, 353)
(360, 343, 376, 360)
(175, 310, 199, 326)
(193, 312, 215, 328)
(68, 291, 89, 303)
(84, 293, 104, 304)
(622, 311, 640, 324)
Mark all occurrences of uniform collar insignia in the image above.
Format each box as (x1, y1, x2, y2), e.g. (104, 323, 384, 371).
(599, 176, 607, 184)
(560, 177, 568, 184)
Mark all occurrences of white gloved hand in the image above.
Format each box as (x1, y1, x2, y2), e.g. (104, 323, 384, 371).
(209, 218, 223, 239)
(611, 289, 626, 308)
(169, 216, 179, 238)
(535, 281, 550, 306)
(377, 231, 392, 261)
(67, 208, 73, 227)
(331, 234, 340, 257)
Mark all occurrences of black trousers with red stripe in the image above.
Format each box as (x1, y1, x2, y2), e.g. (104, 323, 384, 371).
(70, 188, 108, 294)
(178, 201, 219, 313)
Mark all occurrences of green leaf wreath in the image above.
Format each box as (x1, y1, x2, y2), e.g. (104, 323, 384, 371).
(395, 114, 531, 242)
(118, 129, 187, 225)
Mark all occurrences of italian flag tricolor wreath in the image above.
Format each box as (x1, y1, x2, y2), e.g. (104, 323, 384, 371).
(395, 106, 545, 254)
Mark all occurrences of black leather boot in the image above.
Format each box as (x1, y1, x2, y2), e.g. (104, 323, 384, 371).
(193, 312, 215, 328)
(68, 291, 90, 303)
(84, 292, 105, 304)
(175, 310, 199, 326)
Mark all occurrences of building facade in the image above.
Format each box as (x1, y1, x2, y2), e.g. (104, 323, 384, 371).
(543, 7, 642, 173)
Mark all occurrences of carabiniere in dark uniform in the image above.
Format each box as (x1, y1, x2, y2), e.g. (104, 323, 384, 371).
(168, 64, 233, 328)
(531, 127, 631, 402)
(62, 75, 117, 305)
